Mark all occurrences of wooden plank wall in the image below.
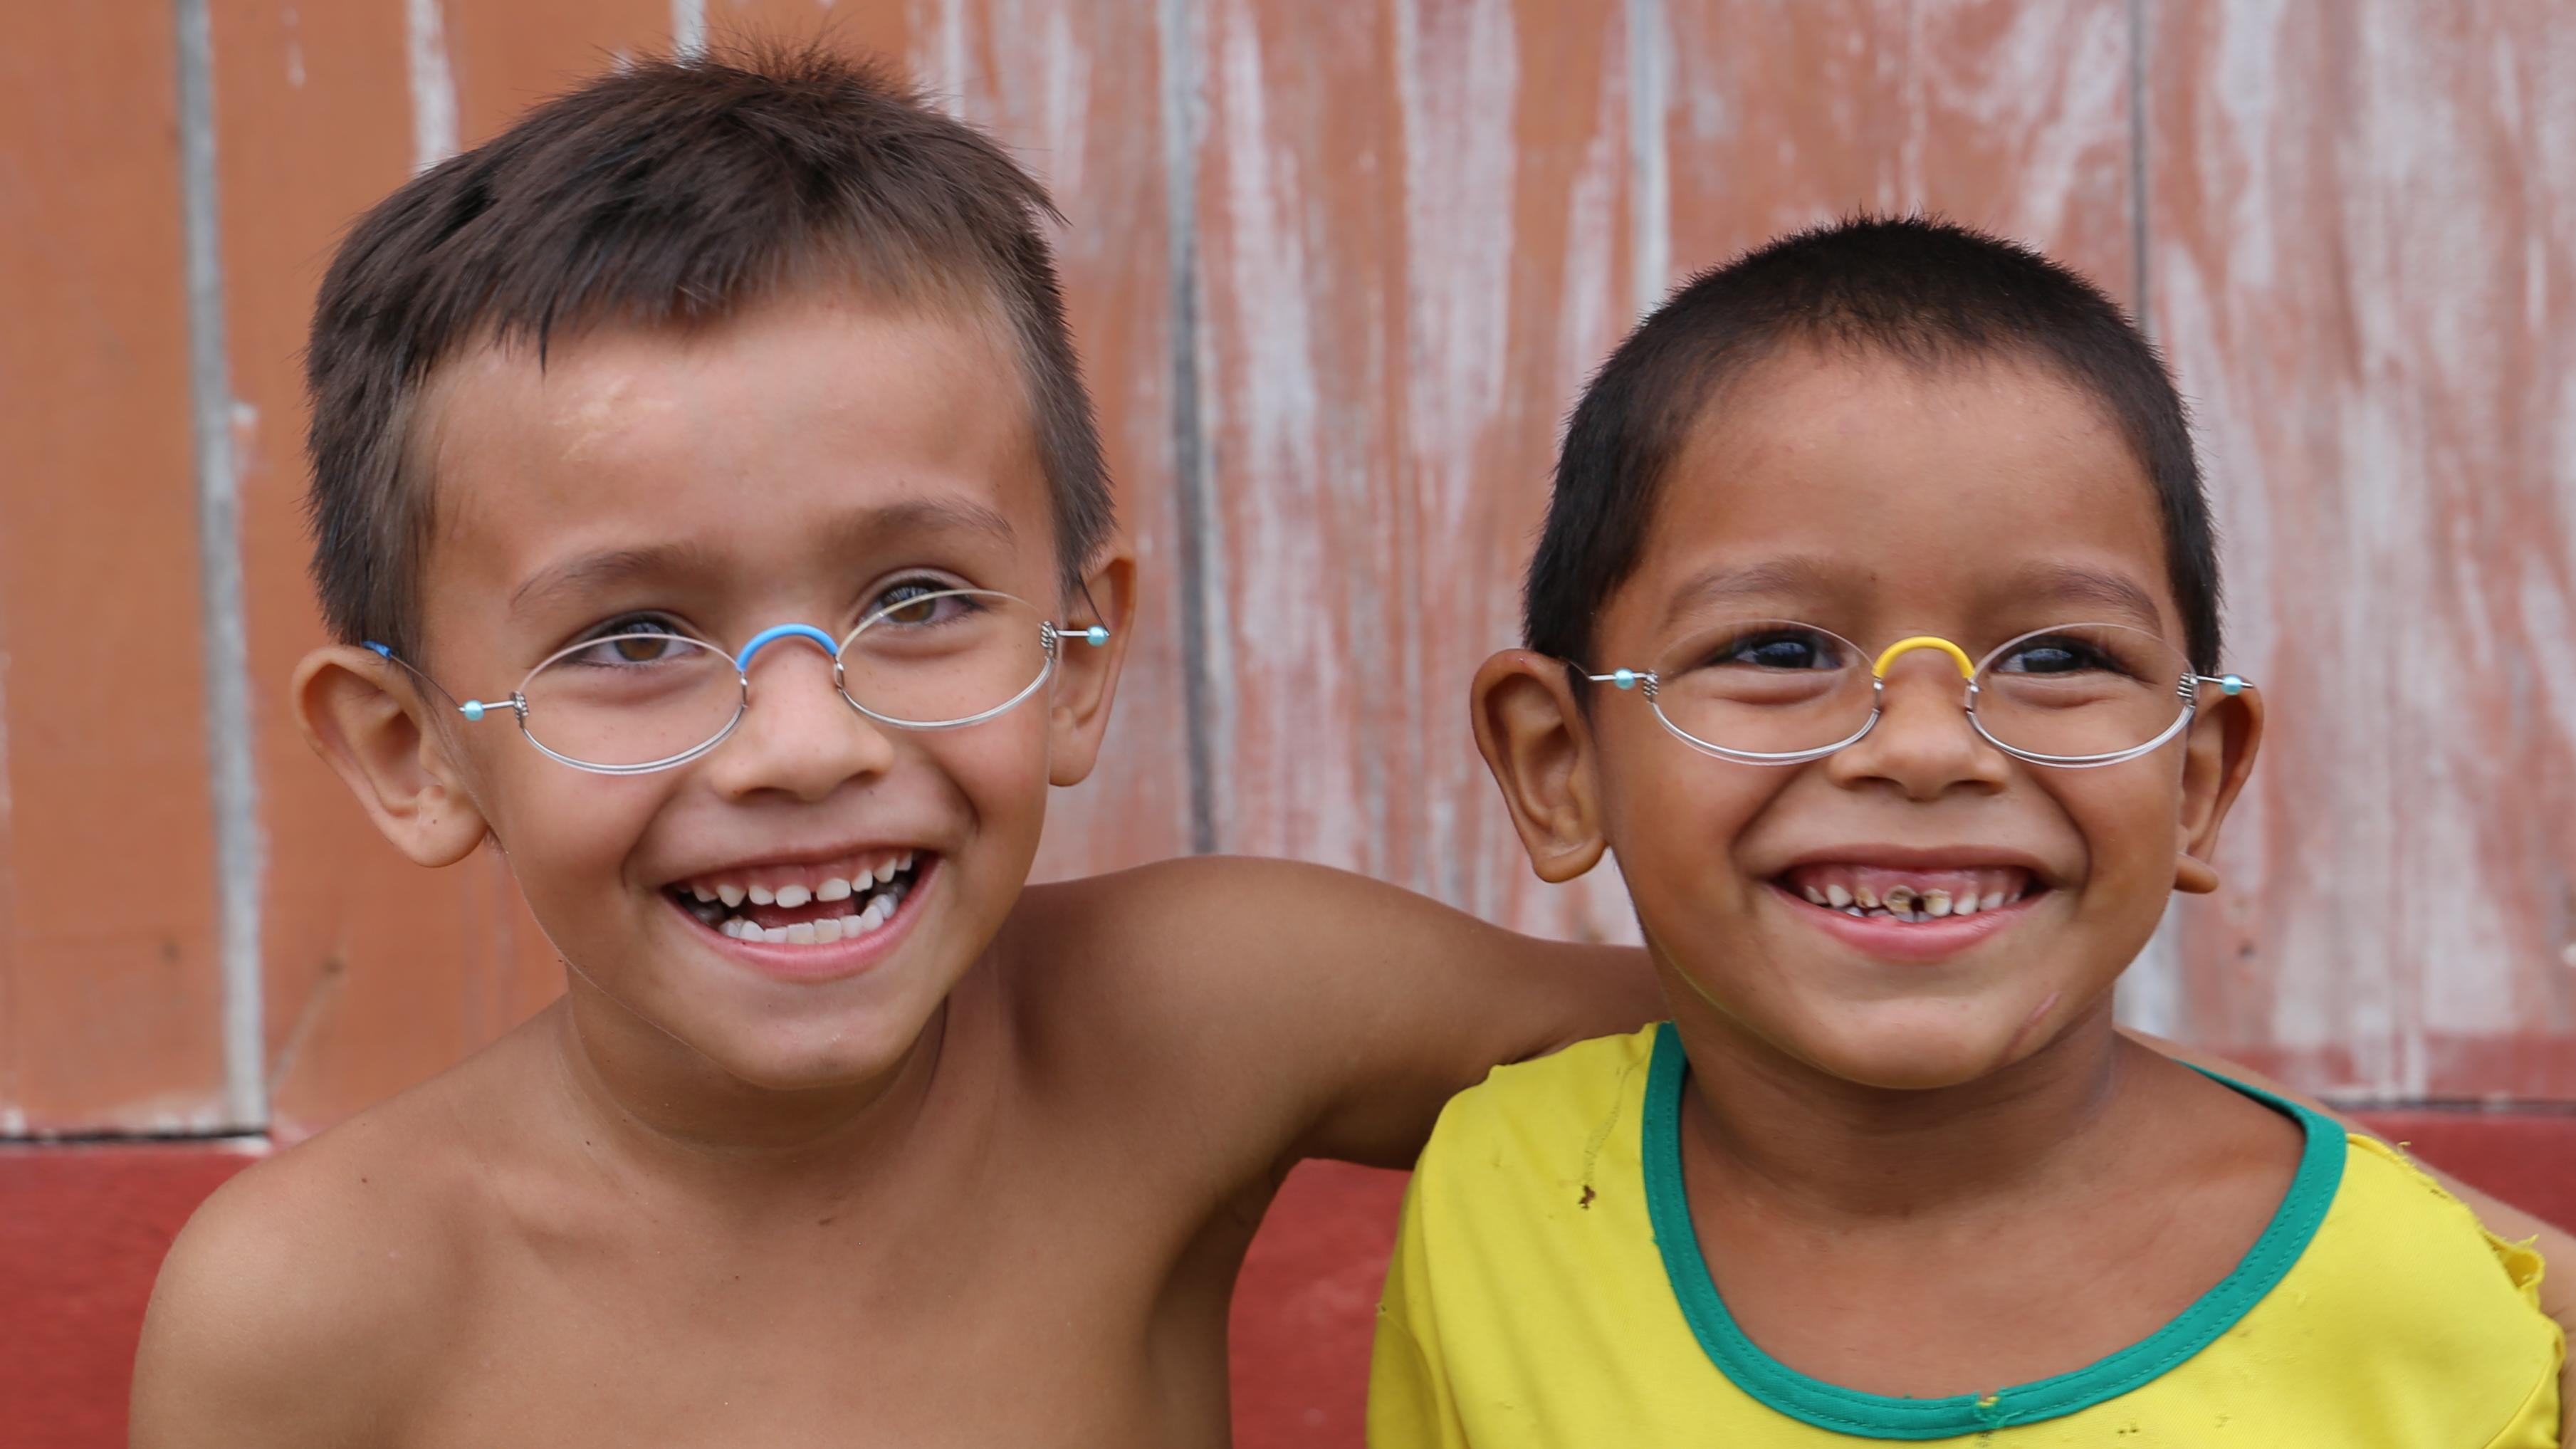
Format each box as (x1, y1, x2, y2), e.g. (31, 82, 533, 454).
(1, 0, 2567, 1143)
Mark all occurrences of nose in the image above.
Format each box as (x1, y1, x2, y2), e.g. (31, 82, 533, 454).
(1825, 637, 2008, 800)
(702, 629, 896, 802)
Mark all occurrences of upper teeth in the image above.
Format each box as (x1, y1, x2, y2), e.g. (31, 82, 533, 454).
(679, 853, 920, 946)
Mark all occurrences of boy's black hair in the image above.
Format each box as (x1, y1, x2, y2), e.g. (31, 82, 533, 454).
(1525, 215, 2220, 674)
(305, 43, 1109, 659)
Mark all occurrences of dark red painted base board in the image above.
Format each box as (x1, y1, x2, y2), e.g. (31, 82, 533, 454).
(0, 1142, 261, 1449)
(4, 1116, 2566, 1449)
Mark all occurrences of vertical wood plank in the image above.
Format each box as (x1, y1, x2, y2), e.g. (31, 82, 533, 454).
(2150, 0, 2576, 1101)
(0, 5, 230, 1131)
(1655, 0, 2137, 305)
(1190, 0, 1640, 940)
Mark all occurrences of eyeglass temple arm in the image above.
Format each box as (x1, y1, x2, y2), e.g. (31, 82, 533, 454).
(365, 639, 510, 722)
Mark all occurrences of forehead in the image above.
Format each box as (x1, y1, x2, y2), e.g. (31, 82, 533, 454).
(412, 290, 1047, 624)
(1619, 345, 2175, 641)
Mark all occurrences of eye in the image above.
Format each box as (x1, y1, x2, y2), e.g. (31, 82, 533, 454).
(866, 577, 978, 627)
(1720, 627, 1845, 671)
(561, 615, 698, 668)
(1993, 634, 2120, 676)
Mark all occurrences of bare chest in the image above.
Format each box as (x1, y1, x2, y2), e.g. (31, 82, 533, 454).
(396, 1173, 1250, 1448)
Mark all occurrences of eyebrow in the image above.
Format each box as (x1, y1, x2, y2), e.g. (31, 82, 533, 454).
(507, 496, 1021, 616)
(1658, 558, 1843, 632)
(2008, 563, 2165, 627)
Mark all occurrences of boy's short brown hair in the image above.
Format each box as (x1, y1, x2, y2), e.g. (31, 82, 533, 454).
(305, 44, 1111, 659)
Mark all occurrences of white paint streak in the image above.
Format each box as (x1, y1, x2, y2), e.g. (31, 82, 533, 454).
(1626, 0, 1669, 313)
(406, 0, 459, 174)
(177, 0, 268, 1131)
(672, 0, 706, 58)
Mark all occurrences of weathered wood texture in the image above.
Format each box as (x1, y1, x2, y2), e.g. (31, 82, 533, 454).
(2, 0, 2570, 1134)
(0, 3, 231, 1132)
(2150, 1, 2576, 1101)
(1188, 0, 1640, 942)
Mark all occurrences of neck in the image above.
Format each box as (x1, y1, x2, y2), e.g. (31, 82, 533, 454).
(1666, 979, 2136, 1225)
(543, 973, 952, 1206)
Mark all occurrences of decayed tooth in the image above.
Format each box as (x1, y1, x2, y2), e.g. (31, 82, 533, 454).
(785, 921, 817, 944)
(815, 917, 844, 943)
(1802, 885, 1829, 906)
(1883, 886, 1917, 912)
(1981, 891, 2005, 911)
(1923, 889, 1953, 918)
(775, 884, 812, 909)
(761, 925, 790, 944)
(818, 877, 854, 903)
(1826, 884, 1854, 909)
(748, 884, 775, 906)
(717, 883, 745, 907)
(1855, 885, 1880, 910)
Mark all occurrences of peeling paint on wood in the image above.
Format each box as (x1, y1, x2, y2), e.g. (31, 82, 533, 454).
(2152, 0, 2576, 1101)
(3, 0, 2569, 1136)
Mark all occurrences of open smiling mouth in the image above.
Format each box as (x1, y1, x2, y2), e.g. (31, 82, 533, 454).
(1774, 864, 2041, 924)
(666, 852, 930, 946)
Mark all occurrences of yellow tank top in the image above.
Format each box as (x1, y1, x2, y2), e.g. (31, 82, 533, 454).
(1371, 1025, 2561, 1447)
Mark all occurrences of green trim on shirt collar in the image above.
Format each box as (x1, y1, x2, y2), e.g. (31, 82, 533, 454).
(1638, 1021, 2346, 1439)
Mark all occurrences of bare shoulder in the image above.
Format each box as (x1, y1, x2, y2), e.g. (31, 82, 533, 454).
(997, 858, 1657, 1171)
(131, 1059, 499, 1447)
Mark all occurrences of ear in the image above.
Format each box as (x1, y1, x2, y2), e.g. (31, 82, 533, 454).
(292, 645, 491, 867)
(1472, 649, 1608, 884)
(2174, 681, 2263, 894)
(1045, 544, 1138, 788)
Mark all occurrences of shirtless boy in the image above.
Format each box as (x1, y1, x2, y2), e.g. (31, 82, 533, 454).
(131, 51, 2572, 1448)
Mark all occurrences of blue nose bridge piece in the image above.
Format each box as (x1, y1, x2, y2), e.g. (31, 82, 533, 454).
(734, 624, 842, 673)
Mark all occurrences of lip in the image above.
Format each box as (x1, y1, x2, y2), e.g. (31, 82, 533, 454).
(1769, 878, 2043, 964)
(667, 854, 937, 984)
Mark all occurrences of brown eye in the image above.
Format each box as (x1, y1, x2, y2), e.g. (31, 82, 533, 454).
(869, 580, 967, 627)
(614, 634, 674, 663)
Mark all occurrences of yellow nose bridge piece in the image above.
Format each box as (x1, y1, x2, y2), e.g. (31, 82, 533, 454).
(1872, 635, 1976, 681)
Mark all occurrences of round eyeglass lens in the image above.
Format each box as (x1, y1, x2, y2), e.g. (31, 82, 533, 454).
(517, 632, 743, 770)
(1646, 619, 1877, 760)
(1971, 623, 2194, 762)
(837, 589, 1054, 728)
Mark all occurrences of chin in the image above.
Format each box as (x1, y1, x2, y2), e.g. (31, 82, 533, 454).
(1786, 1009, 2056, 1093)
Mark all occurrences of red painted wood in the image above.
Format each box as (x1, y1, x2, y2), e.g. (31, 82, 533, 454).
(1230, 1161, 1410, 1449)
(0, 0, 231, 1133)
(0, 1145, 258, 1449)
(2149, 0, 2576, 1102)
(1188, 0, 1641, 941)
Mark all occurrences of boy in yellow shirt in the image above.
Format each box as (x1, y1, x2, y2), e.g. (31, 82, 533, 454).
(1373, 216, 2562, 1445)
